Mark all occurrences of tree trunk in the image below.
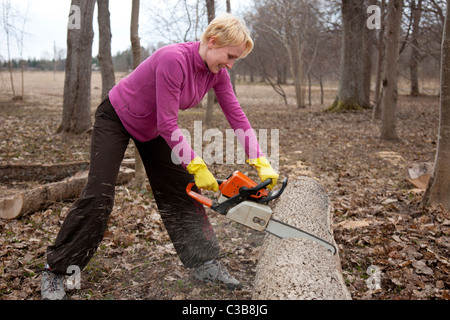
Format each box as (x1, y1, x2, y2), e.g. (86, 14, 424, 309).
(226, 0, 237, 96)
(424, 0, 450, 210)
(327, 0, 366, 113)
(130, 0, 141, 70)
(57, 0, 96, 134)
(410, 0, 422, 97)
(308, 72, 312, 106)
(252, 177, 351, 300)
(362, 16, 374, 108)
(204, 0, 215, 125)
(97, 0, 116, 99)
(130, 0, 147, 190)
(2, 0, 16, 98)
(373, 0, 386, 120)
(380, 0, 403, 140)
(291, 36, 305, 108)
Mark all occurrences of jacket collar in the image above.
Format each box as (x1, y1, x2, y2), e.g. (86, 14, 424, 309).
(193, 41, 210, 74)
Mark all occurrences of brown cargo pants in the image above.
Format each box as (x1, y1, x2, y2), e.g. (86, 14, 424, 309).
(46, 97, 220, 275)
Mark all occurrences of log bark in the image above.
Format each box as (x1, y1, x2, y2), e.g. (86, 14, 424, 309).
(0, 167, 134, 220)
(0, 161, 89, 183)
(252, 177, 351, 300)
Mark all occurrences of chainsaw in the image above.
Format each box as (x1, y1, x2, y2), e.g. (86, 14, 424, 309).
(186, 171, 336, 255)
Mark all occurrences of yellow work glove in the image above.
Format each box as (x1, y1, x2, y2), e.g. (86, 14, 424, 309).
(247, 156, 279, 190)
(187, 156, 219, 192)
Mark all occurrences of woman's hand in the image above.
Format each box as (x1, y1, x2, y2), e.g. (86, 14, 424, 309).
(187, 156, 219, 192)
(247, 157, 279, 190)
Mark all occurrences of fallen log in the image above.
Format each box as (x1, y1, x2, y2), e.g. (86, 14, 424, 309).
(252, 176, 351, 300)
(0, 159, 136, 183)
(0, 167, 135, 220)
(0, 161, 90, 183)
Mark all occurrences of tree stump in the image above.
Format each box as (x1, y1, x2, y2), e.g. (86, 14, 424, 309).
(252, 176, 351, 300)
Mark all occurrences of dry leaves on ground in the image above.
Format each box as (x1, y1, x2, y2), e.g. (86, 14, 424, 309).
(0, 85, 449, 300)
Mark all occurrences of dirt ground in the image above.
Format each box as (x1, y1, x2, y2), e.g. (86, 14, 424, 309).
(0, 71, 448, 300)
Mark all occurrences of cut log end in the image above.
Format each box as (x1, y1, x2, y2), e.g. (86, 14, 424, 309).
(0, 193, 24, 220)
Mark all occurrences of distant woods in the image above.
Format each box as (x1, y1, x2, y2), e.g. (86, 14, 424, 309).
(1, 47, 151, 73)
(2, 0, 446, 98)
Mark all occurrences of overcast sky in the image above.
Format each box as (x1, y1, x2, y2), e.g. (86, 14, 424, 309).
(0, 0, 252, 61)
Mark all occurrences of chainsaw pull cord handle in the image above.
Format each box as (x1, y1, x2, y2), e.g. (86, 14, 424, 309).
(186, 179, 224, 208)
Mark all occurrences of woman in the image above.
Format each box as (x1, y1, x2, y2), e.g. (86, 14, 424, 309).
(41, 13, 278, 300)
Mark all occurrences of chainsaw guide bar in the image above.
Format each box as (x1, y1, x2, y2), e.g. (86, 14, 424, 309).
(265, 218, 337, 255)
(186, 171, 337, 255)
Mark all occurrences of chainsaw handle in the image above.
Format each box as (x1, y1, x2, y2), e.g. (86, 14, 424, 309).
(186, 181, 222, 208)
(250, 178, 272, 192)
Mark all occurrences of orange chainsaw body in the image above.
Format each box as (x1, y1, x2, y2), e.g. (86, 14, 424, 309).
(219, 171, 269, 200)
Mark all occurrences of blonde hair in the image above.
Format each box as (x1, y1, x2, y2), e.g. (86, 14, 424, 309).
(200, 13, 254, 59)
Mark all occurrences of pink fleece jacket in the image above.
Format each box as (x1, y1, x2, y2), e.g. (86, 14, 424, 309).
(109, 41, 263, 167)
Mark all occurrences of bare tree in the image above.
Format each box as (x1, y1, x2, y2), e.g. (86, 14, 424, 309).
(409, 0, 423, 96)
(327, 0, 369, 112)
(1, 0, 16, 98)
(14, 3, 29, 100)
(246, 6, 290, 99)
(146, 0, 207, 43)
(424, 0, 450, 210)
(278, 0, 305, 108)
(226, 0, 236, 95)
(380, 0, 403, 140)
(204, 0, 216, 125)
(130, 0, 147, 190)
(131, 0, 142, 70)
(252, 0, 321, 108)
(97, 0, 115, 98)
(373, 0, 387, 119)
(57, 0, 96, 135)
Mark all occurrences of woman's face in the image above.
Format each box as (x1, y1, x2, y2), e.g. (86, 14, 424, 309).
(204, 37, 246, 74)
